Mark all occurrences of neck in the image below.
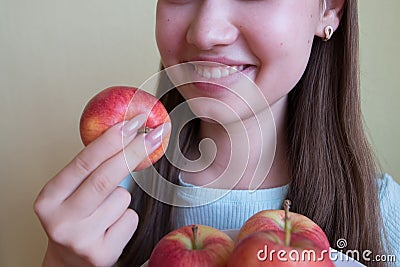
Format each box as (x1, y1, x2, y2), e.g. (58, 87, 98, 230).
(182, 96, 291, 190)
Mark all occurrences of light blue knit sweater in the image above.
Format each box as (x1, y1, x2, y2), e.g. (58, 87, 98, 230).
(173, 173, 399, 264)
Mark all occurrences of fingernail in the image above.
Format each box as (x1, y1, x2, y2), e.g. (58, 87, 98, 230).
(145, 122, 171, 151)
(123, 114, 147, 137)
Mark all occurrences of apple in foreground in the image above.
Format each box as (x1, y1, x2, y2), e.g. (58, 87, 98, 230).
(79, 86, 171, 171)
(227, 231, 334, 266)
(227, 200, 334, 266)
(237, 202, 330, 251)
(148, 225, 235, 267)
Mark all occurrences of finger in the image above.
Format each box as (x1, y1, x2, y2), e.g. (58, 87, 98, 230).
(89, 187, 131, 234)
(103, 209, 139, 259)
(65, 122, 171, 216)
(39, 114, 147, 203)
(123, 122, 172, 172)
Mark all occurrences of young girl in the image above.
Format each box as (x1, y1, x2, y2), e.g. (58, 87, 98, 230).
(34, 0, 399, 266)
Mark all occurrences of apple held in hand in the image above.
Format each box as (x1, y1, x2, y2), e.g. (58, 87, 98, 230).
(79, 86, 171, 171)
(227, 200, 334, 266)
(148, 225, 235, 267)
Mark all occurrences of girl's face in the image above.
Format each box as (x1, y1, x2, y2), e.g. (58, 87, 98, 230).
(156, 0, 326, 123)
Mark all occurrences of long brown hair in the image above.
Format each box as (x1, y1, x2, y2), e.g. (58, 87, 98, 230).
(285, 0, 388, 266)
(119, 1, 388, 266)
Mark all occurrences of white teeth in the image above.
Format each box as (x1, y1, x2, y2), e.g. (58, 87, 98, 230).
(194, 64, 246, 79)
(221, 68, 230, 77)
(211, 68, 221, 79)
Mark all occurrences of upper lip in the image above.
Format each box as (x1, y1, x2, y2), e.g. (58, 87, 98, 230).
(185, 56, 251, 67)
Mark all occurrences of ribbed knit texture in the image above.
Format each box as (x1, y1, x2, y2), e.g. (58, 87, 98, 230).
(172, 173, 399, 262)
(173, 175, 289, 230)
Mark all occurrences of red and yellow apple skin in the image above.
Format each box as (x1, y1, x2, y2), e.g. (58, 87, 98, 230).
(79, 86, 171, 171)
(227, 231, 334, 267)
(237, 210, 331, 251)
(148, 225, 235, 267)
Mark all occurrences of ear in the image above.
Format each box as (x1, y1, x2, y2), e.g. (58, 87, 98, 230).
(315, 0, 345, 39)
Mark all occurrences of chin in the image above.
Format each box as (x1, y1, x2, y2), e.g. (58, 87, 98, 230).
(177, 86, 259, 126)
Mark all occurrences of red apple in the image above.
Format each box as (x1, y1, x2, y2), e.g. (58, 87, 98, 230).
(79, 86, 171, 171)
(148, 225, 235, 267)
(237, 204, 330, 251)
(227, 201, 334, 266)
(227, 231, 334, 266)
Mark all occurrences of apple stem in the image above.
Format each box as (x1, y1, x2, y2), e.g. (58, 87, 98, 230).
(192, 225, 199, 250)
(283, 199, 292, 247)
(137, 127, 151, 134)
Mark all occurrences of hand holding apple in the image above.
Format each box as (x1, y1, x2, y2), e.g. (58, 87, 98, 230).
(34, 86, 165, 267)
(148, 225, 235, 267)
(79, 86, 171, 171)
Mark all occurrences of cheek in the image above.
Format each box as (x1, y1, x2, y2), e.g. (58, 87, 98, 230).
(156, 5, 191, 67)
(246, 12, 317, 103)
(156, 19, 178, 65)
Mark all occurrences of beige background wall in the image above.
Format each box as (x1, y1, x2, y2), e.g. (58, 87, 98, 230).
(0, 1, 398, 266)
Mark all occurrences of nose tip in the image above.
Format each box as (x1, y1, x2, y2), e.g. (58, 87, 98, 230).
(186, 7, 239, 50)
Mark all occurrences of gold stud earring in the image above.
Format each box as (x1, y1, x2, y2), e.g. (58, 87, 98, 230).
(323, 26, 334, 42)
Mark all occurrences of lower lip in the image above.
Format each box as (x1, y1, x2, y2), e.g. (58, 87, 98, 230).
(189, 65, 256, 95)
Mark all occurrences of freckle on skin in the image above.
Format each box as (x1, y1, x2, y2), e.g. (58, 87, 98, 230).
(280, 42, 283, 46)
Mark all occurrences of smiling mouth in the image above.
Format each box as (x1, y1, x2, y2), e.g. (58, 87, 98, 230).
(193, 64, 249, 79)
